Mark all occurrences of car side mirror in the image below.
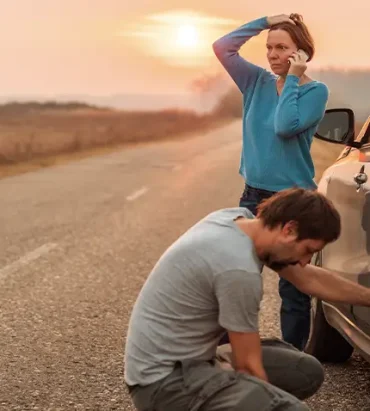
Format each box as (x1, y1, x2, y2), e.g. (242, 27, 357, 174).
(315, 108, 355, 145)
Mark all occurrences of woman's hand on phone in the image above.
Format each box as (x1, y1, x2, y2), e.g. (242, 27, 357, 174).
(288, 50, 308, 77)
(267, 14, 296, 27)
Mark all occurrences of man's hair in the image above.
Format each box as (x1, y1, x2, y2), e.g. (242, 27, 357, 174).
(269, 13, 315, 62)
(256, 188, 341, 243)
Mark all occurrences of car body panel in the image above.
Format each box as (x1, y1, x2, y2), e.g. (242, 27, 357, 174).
(317, 115, 370, 361)
(322, 301, 370, 363)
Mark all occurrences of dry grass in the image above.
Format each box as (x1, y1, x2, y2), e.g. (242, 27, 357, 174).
(0, 101, 363, 180)
(0, 103, 226, 178)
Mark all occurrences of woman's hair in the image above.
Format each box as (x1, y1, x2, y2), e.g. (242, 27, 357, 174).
(269, 14, 315, 62)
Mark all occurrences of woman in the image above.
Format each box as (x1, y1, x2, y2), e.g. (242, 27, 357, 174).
(213, 14, 329, 350)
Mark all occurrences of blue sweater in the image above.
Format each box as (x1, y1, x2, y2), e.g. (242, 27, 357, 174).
(213, 17, 329, 191)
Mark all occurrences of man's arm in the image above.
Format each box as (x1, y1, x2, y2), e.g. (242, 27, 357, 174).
(278, 263, 370, 306)
(214, 270, 267, 380)
(228, 330, 268, 381)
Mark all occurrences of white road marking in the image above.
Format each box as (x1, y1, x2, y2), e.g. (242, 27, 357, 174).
(0, 243, 58, 280)
(126, 187, 148, 201)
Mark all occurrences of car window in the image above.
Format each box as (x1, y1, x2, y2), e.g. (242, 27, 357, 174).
(319, 111, 350, 142)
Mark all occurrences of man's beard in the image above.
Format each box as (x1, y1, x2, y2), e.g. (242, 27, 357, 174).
(262, 254, 299, 272)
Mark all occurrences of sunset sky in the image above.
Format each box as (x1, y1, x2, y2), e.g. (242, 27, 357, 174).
(3, 1, 370, 99)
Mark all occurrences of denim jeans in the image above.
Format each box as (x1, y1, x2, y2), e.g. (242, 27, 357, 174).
(218, 184, 311, 351)
(128, 339, 323, 411)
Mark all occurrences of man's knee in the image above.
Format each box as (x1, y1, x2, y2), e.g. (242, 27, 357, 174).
(261, 339, 323, 400)
(295, 354, 324, 399)
(233, 377, 310, 411)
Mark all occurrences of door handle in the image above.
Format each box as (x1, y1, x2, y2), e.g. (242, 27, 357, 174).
(354, 165, 368, 192)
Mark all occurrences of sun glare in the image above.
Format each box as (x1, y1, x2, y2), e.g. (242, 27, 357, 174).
(122, 11, 241, 67)
(176, 24, 199, 48)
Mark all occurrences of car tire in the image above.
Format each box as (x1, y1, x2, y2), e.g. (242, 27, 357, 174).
(305, 297, 354, 363)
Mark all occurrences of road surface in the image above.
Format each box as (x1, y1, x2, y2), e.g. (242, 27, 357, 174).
(1, 121, 369, 410)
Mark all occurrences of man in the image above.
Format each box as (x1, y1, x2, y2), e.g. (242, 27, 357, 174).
(124, 188, 370, 410)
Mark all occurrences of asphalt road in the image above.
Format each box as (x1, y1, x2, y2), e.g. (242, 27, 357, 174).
(1, 122, 369, 410)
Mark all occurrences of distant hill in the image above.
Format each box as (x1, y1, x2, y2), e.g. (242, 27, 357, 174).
(0, 101, 107, 116)
(0, 93, 213, 114)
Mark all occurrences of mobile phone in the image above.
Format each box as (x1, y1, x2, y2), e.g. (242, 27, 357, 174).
(298, 49, 309, 62)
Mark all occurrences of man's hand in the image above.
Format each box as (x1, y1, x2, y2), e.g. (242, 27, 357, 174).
(288, 50, 308, 77)
(266, 14, 296, 27)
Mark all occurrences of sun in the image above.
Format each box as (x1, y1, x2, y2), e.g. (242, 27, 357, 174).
(121, 10, 242, 66)
(176, 24, 199, 48)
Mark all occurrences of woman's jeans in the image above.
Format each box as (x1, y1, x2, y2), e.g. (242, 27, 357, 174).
(218, 185, 311, 351)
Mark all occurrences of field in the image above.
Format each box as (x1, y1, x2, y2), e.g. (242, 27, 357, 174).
(0, 101, 362, 180)
(0, 102, 230, 178)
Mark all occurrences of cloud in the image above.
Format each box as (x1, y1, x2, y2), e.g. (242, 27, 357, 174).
(146, 10, 241, 26)
(117, 9, 243, 68)
(118, 9, 241, 38)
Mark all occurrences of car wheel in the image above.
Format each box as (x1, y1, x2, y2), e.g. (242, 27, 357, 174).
(305, 297, 354, 363)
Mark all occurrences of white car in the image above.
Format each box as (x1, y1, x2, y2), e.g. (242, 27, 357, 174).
(306, 108, 370, 363)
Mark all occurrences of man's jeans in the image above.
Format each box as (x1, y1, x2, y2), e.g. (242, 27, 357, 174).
(127, 339, 323, 411)
(219, 185, 311, 350)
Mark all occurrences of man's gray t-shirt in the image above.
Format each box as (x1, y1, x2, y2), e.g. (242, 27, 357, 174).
(124, 208, 263, 386)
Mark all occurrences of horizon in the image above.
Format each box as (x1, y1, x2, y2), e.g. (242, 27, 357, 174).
(2, 66, 370, 116)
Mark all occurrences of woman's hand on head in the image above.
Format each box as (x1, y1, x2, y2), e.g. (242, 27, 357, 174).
(267, 14, 296, 27)
(288, 51, 308, 77)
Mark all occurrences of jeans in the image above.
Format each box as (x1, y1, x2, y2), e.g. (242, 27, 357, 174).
(128, 339, 323, 411)
(219, 184, 311, 350)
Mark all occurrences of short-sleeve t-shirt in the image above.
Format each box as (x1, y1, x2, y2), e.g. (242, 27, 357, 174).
(124, 207, 263, 386)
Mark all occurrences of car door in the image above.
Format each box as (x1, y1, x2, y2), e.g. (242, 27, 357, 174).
(356, 181, 370, 335)
(321, 120, 370, 332)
